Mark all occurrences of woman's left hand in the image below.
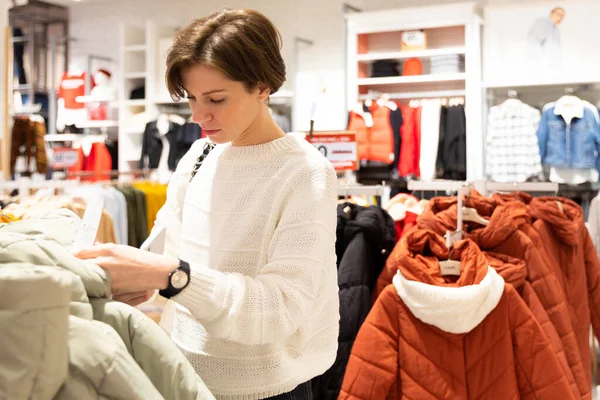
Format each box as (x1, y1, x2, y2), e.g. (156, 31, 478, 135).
(74, 243, 178, 295)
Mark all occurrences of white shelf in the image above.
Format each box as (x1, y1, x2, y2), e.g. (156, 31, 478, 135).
(126, 44, 147, 52)
(357, 47, 466, 62)
(124, 72, 147, 79)
(45, 134, 82, 142)
(124, 99, 146, 106)
(360, 89, 466, 100)
(358, 73, 466, 86)
(75, 120, 119, 129)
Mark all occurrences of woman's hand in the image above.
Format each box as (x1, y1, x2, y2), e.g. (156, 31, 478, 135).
(74, 243, 178, 295)
(114, 290, 156, 307)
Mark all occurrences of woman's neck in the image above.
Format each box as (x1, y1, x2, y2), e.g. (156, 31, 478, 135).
(232, 104, 285, 147)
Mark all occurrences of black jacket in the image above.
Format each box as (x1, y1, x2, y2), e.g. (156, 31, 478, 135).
(312, 203, 396, 399)
(435, 105, 466, 180)
(139, 120, 181, 170)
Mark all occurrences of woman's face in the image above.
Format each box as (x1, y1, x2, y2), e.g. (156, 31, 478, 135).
(182, 64, 268, 145)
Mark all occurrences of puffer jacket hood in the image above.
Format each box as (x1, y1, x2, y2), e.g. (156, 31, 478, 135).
(529, 197, 581, 246)
(0, 210, 214, 400)
(336, 202, 396, 266)
(340, 228, 577, 400)
(392, 230, 504, 333)
(492, 191, 533, 206)
(312, 203, 395, 400)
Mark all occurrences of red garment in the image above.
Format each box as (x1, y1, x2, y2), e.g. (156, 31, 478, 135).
(58, 72, 95, 110)
(398, 106, 420, 177)
(68, 142, 112, 182)
(347, 109, 370, 162)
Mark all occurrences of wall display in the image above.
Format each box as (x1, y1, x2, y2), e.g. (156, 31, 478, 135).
(484, 0, 600, 86)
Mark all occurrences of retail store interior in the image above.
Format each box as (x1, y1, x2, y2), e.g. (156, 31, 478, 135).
(3, 0, 600, 399)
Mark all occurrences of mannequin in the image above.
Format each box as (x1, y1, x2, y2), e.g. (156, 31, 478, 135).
(88, 69, 115, 120)
(57, 60, 93, 132)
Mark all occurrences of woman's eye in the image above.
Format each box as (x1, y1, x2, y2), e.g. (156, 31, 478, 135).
(187, 96, 196, 101)
(210, 98, 225, 104)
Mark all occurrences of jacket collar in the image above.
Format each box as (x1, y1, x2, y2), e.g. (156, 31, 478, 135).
(392, 230, 505, 334)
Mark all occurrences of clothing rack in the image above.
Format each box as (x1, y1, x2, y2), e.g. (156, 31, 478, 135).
(408, 180, 560, 196)
(359, 90, 466, 101)
(337, 184, 386, 197)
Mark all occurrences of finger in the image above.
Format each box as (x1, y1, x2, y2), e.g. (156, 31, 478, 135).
(73, 243, 116, 259)
(121, 292, 153, 307)
(114, 291, 148, 303)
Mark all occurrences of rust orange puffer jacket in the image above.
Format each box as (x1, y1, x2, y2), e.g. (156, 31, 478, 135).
(413, 196, 588, 399)
(340, 230, 576, 400)
(528, 197, 600, 392)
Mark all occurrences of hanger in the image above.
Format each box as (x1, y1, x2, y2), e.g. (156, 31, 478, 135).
(461, 207, 489, 226)
(439, 247, 461, 276)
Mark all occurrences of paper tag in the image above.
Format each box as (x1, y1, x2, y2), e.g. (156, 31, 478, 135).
(140, 226, 166, 254)
(71, 196, 104, 253)
(439, 260, 461, 276)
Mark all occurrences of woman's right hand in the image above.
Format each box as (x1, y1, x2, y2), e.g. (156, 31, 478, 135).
(113, 290, 155, 307)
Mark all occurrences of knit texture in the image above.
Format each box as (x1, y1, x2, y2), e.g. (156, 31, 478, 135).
(158, 134, 340, 399)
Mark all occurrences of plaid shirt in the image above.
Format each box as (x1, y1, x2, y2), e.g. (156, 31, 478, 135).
(486, 100, 543, 183)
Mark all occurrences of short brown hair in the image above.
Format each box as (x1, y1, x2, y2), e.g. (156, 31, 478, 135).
(166, 9, 286, 101)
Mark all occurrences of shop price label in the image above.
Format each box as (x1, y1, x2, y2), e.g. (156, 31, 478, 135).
(51, 147, 79, 169)
(307, 132, 357, 171)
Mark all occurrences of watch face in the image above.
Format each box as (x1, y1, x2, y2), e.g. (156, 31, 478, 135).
(171, 270, 189, 289)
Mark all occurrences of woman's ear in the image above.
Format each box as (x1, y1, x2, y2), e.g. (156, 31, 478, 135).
(257, 83, 271, 102)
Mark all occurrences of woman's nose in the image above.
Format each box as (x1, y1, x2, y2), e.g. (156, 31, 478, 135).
(191, 106, 212, 125)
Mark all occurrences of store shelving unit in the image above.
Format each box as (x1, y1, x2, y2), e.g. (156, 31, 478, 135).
(345, 2, 483, 180)
(118, 20, 176, 173)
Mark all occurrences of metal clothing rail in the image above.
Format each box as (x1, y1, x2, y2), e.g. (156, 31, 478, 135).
(337, 184, 386, 197)
(407, 180, 560, 195)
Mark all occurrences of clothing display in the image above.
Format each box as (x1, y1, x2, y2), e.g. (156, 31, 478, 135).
(67, 141, 113, 182)
(347, 100, 402, 169)
(419, 101, 442, 180)
(150, 135, 339, 399)
(429, 54, 464, 74)
(537, 96, 600, 184)
(401, 58, 422, 76)
(486, 99, 543, 182)
(341, 230, 576, 399)
(0, 209, 214, 399)
(407, 192, 593, 398)
(57, 70, 94, 131)
(371, 60, 400, 77)
(398, 105, 420, 177)
(436, 104, 467, 180)
(10, 115, 47, 177)
(311, 203, 396, 400)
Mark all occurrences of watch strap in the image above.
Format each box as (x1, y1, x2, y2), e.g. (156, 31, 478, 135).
(159, 259, 191, 299)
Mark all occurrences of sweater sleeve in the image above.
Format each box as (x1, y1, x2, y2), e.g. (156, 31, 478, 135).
(509, 286, 576, 400)
(172, 162, 339, 346)
(339, 285, 399, 399)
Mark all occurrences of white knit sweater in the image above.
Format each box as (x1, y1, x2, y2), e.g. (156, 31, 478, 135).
(152, 134, 340, 400)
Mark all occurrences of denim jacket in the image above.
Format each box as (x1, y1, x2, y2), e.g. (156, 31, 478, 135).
(537, 105, 600, 172)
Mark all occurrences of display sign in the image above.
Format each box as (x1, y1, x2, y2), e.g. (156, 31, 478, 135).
(51, 147, 79, 169)
(307, 131, 357, 171)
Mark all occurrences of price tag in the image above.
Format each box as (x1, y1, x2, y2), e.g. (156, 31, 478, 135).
(51, 147, 79, 169)
(307, 131, 357, 171)
(71, 196, 104, 253)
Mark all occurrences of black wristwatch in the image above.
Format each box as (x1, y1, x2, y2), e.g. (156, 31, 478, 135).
(159, 259, 191, 299)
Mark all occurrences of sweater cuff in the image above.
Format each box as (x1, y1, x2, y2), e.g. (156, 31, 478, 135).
(172, 265, 222, 321)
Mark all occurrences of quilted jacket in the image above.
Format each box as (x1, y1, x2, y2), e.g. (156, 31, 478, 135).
(528, 197, 600, 391)
(340, 230, 576, 399)
(414, 195, 589, 399)
(312, 203, 396, 400)
(0, 210, 214, 400)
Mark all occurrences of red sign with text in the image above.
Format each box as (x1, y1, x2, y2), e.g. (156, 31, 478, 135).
(307, 131, 357, 171)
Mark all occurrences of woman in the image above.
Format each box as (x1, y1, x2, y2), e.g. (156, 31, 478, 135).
(75, 8, 339, 400)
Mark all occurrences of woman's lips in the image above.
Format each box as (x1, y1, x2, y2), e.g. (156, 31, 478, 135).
(203, 129, 221, 135)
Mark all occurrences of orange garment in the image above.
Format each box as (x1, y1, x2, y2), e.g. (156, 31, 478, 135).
(347, 108, 371, 162)
(368, 103, 395, 164)
(414, 195, 589, 399)
(528, 197, 600, 391)
(340, 230, 576, 400)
